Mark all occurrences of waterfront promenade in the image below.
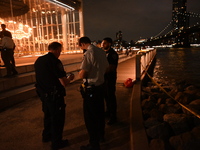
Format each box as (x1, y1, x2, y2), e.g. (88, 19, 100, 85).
(0, 54, 136, 150)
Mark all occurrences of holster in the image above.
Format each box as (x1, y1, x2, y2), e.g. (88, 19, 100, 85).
(35, 84, 65, 101)
(80, 84, 95, 99)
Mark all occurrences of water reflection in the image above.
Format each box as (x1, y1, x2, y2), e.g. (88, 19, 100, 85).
(153, 47, 200, 87)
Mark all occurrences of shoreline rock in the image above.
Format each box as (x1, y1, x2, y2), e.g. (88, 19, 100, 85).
(142, 80, 200, 150)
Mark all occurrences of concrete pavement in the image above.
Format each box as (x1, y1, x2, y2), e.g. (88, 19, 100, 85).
(0, 55, 137, 150)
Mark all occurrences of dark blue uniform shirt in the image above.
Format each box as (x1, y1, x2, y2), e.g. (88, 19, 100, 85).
(34, 52, 66, 94)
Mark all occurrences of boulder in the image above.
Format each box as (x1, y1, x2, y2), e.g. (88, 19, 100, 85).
(191, 126, 200, 140)
(184, 85, 198, 95)
(150, 109, 164, 121)
(157, 97, 166, 105)
(174, 92, 184, 101)
(144, 117, 161, 128)
(149, 139, 165, 150)
(142, 99, 157, 111)
(182, 104, 200, 117)
(166, 104, 182, 114)
(146, 122, 174, 140)
(193, 116, 200, 126)
(176, 92, 195, 105)
(159, 104, 182, 114)
(169, 132, 193, 150)
(166, 98, 176, 105)
(163, 113, 191, 135)
(149, 138, 174, 150)
(170, 130, 200, 150)
(189, 99, 200, 111)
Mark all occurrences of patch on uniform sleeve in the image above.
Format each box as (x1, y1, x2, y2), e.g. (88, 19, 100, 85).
(112, 53, 118, 60)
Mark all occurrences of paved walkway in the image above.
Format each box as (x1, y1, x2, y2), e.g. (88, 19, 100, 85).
(0, 55, 136, 150)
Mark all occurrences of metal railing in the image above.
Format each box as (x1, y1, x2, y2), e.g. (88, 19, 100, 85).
(130, 48, 156, 150)
(136, 48, 156, 80)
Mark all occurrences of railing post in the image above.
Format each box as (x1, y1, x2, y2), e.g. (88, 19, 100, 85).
(136, 54, 141, 81)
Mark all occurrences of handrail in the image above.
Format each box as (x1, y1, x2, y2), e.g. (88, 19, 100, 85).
(130, 48, 200, 150)
(130, 48, 156, 150)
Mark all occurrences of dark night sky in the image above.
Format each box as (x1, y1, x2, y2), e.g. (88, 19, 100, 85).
(82, 0, 200, 42)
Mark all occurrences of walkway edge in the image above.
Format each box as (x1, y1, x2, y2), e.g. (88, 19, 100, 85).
(130, 81, 149, 150)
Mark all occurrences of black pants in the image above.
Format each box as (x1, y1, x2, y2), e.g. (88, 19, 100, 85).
(104, 73, 117, 119)
(40, 94, 66, 147)
(83, 85, 105, 147)
(1, 48, 17, 75)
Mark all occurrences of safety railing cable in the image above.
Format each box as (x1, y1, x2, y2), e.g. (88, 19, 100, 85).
(140, 60, 200, 119)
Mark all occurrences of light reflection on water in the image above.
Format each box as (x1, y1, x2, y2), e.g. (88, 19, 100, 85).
(153, 47, 200, 87)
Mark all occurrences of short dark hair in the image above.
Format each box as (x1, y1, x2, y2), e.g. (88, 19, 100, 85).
(1, 24, 6, 28)
(79, 36, 91, 46)
(103, 37, 113, 44)
(48, 42, 62, 51)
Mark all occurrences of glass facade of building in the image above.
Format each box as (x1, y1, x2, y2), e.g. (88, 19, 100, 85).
(0, 0, 82, 57)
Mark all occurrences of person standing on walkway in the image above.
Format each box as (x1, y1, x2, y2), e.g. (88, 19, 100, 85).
(34, 42, 74, 150)
(0, 24, 17, 71)
(101, 37, 119, 125)
(79, 36, 109, 150)
(0, 24, 12, 38)
(0, 24, 16, 68)
(0, 31, 18, 77)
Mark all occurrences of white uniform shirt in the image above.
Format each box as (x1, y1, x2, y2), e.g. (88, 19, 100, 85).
(0, 36, 15, 49)
(80, 44, 109, 86)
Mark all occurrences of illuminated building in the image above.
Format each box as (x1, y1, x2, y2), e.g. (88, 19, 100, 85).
(172, 0, 190, 47)
(172, 0, 189, 29)
(0, 0, 83, 56)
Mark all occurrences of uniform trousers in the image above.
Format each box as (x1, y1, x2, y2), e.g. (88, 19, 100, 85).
(83, 84, 105, 147)
(1, 48, 17, 75)
(40, 94, 66, 147)
(104, 73, 117, 119)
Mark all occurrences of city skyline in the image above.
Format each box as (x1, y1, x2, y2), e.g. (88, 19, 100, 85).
(82, 0, 200, 42)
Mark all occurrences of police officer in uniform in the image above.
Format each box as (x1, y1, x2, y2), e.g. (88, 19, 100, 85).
(101, 37, 119, 125)
(34, 42, 74, 150)
(79, 37, 109, 150)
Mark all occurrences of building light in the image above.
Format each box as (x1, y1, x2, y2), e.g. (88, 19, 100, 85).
(0, 19, 32, 40)
(47, 0, 75, 10)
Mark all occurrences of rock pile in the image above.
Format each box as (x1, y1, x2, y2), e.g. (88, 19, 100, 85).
(141, 81, 200, 150)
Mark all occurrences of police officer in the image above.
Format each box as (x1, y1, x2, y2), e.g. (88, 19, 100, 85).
(79, 37, 109, 150)
(101, 37, 119, 125)
(34, 42, 74, 150)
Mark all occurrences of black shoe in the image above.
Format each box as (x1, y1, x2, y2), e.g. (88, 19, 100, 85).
(51, 139, 69, 150)
(80, 144, 100, 150)
(107, 118, 117, 125)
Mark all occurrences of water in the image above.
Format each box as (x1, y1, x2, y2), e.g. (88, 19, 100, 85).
(153, 47, 200, 87)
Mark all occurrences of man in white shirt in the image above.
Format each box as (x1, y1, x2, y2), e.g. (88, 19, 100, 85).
(79, 36, 109, 150)
(0, 31, 18, 77)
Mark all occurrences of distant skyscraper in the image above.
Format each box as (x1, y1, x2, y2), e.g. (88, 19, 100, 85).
(172, 0, 189, 29)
